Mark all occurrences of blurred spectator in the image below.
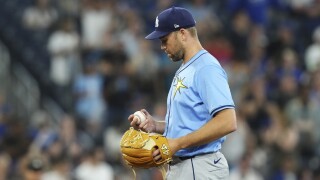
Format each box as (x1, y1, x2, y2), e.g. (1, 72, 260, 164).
(47, 18, 80, 87)
(204, 32, 233, 66)
(310, 70, 320, 103)
(269, 48, 303, 110)
(102, 50, 133, 127)
(81, 0, 113, 51)
(229, 152, 263, 180)
(228, 10, 251, 62)
(0, 94, 10, 143)
(22, 0, 58, 30)
(128, 39, 161, 97)
(29, 110, 56, 151)
(73, 60, 107, 137)
(2, 117, 33, 177)
(271, 154, 298, 180)
(0, 152, 11, 180)
(242, 76, 272, 134)
(103, 127, 123, 163)
(287, 0, 314, 17)
(276, 48, 303, 83)
(315, 169, 320, 180)
(0, 92, 11, 121)
(263, 104, 298, 154)
(259, 104, 298, 178)
(19, 153, 46, 180)
(186, 2, 225, 63)
(305, 26, 320, 73)
(247, 27, 268, 76)
(224, 59, 250, 105)
(56, 0, 80, 17)
(58, 115, 93, 164)
(183, 0, 222, 42)
(285, 83, 320, 142)
(286, 80, 320, 168)
(119, 10, 144, 58)
(74, 146, 114, 180)
(184, 0, 215, 21)
(267, 21, 300, 65)
(272, 74, 299, 110)
(41, 154, 71, 180)
(227, 0, 269, 27)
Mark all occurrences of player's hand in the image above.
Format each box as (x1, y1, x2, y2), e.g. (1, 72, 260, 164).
(152, 148, 162, 162)
(128, 113, 141, 129)
(128, 109, 156, 133)
(152, 138, 180, 162)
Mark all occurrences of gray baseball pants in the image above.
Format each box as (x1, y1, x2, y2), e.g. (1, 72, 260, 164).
(166, 151, 229, 180)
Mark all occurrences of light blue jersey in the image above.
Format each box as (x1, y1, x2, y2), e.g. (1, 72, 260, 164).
(164, 50, 235, 157)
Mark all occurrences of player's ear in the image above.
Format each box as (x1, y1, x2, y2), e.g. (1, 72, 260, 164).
(179, 28, 187, 41)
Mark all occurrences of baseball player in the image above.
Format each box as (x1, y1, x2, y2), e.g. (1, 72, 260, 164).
(128, 6, 237, 179)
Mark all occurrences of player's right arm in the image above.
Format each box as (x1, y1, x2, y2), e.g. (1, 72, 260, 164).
(128, 109, 166, 134)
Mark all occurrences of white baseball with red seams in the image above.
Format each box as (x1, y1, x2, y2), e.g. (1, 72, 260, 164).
(134, 111, 146, 124)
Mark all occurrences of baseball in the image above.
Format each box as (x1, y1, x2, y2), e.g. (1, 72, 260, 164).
(134, 111, 146, 124)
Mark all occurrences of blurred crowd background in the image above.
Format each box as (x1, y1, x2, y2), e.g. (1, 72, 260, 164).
(0, 0, 320, 179)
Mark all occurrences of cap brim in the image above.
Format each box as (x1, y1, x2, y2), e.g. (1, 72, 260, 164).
(145, 30, 171, 40)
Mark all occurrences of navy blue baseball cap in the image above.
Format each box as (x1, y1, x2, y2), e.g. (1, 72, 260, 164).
(145, 6, 196, 40)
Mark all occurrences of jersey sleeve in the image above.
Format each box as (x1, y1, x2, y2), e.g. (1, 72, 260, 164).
(194, 65, 235, 117)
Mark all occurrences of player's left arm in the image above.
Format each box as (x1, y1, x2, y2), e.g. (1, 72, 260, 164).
(169, 108, 236, 155)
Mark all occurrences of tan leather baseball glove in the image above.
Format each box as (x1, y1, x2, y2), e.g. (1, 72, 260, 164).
(120, 127, 172, 168)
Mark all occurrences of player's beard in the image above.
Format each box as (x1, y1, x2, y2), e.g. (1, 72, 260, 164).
(165, 32, 185, 62)
(169, 38, 184, 62)
(170, 49, 184, 62)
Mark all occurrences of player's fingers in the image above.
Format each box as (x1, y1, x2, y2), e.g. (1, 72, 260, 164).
(130, 116, 140, 127)
(128, 114, 134, 122)
(153, 149, 162, 161)
(152, 149, 160, 156)
(154, 154, 162, 162)
(140, 109, 149, 116)
(139, 118, 148, 128)
(140, 121, 150, 132)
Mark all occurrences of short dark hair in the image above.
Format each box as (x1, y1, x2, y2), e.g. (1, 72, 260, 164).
(186, 27, 197, 37)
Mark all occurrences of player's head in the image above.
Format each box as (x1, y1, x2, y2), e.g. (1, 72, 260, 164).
(146, 7, 197, 62)
(145, 6, 196, 40)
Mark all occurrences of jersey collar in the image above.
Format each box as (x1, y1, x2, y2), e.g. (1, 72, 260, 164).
(176, 49, 208, 75)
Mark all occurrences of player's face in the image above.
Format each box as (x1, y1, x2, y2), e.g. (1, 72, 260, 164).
(160, 32, 184, 62)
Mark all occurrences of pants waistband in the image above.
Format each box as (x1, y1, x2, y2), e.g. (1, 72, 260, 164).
(169, 152, 218, 166)
(177, 151, 219, 161)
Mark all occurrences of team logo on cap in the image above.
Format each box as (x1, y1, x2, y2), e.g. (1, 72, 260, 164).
(155, 17, 159, 27)
(174, 24, 180, 28)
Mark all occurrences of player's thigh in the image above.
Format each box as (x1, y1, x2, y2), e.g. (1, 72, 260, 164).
(166, 159, 194, 179)
(193, 152, 229, 180)
(166, 152, 229, 180)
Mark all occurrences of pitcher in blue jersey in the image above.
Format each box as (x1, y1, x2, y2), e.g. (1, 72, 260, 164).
(128, 6, 237, 180)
